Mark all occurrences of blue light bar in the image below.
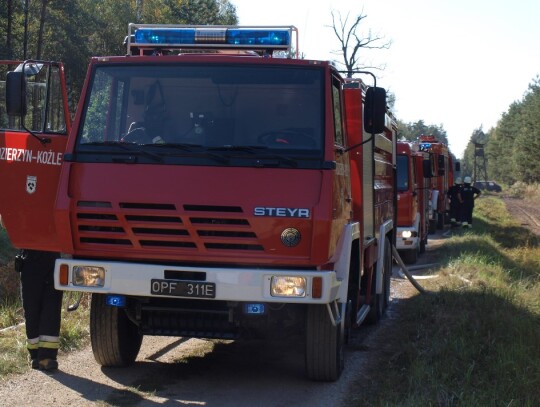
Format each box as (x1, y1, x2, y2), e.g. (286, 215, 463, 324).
(419, 143, 432, 151)
(133, 27, 291, 48)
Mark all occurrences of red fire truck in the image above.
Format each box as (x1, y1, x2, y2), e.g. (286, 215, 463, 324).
(396, 141, 430, 264)
(418, 135, 455, 232)
(0, 25, 396, 381)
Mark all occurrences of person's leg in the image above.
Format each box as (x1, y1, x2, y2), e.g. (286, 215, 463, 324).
(20, 251, 46, 368)
(37, 252, 63, 371)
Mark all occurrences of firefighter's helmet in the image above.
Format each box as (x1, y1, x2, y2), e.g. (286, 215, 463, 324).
(464, 176, 472, 184)
(455, 177, 462, 185)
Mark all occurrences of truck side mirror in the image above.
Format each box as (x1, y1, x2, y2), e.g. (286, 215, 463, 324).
(423, 159, 433, 178)
(455, 161, 461, 172)
(6, 71, 27, 116)
(363, 87, 386, 134)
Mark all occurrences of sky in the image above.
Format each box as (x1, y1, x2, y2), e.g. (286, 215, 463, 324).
(230, 0, 540, 158)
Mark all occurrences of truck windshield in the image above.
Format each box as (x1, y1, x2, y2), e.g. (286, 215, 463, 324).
(75, 63, 324, 166)
(396, 155, 410, 192)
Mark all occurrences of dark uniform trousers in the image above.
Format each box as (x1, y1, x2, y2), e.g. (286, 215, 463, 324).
(448, 184, 463, 224)
(460, 185, 480, 225)
(19, 250, 63, 362)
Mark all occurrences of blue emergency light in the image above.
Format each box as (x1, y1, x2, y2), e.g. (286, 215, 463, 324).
(419, 142, 432, 152)
(133, 27, 291, 48)
(106, 294, 126, 307)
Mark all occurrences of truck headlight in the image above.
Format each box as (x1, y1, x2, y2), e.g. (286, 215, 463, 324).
(401, 230, 412, 238)
(270, 276, 306, 297)
(73, 266, 105, 287)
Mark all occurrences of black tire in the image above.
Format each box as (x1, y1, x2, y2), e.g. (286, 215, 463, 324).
(400, 248, 418, 264)
(382, 237, 392, 309)
(419, 236, 427, 254)
(428, 219, 437, 234)
(367, 237, 392, 323)
(305, 304, 344, 381)
(436, 212, 444, 230)
(90, 294, 143, 367)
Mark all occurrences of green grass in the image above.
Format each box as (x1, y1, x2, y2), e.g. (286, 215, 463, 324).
(0, 229, 90, 377)
(346, 196, 540, 407)
(0, 228, 17, 266)
(0, 294, 90, 377)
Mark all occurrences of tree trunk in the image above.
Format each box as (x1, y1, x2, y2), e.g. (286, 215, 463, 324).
(5, 0, 13, 58)
(36, 0, 50, 60)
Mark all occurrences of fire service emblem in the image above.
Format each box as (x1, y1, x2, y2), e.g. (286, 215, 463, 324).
(26, 175, 37, 194)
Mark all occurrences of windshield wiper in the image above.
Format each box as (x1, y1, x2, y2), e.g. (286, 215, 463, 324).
(147, 143, 229, 164)
(208, 145, 300, 167)
(80, 141, 163, 163)
(207, 145, 268, 153)
(146, 142, 202, 151)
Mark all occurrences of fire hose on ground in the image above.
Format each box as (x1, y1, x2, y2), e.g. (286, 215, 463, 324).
(391, 245, 434, 295)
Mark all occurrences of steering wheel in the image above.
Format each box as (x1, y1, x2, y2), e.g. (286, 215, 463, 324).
(258, 129, 316, 148)
(121, 127, 152, 144)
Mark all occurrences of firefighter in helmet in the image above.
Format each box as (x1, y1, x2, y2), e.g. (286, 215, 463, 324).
(15, 249, 63, 371)
(459, 176, 481, 228)
(448, 177, 463, 226)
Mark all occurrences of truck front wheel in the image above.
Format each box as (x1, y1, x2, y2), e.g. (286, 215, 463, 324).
(305, 304, 344, 381)
(90, 293, 143, 367)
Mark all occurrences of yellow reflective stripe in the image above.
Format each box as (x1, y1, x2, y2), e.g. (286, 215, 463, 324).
(27, 337, 40, 350)
(39, 335, 60, 350)
(39, 335, 59, 343)
(38, 340, 60, 350)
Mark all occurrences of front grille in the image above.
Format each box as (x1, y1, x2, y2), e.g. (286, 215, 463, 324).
(139, 302, 239, 338)
(74, 200, 262, 253)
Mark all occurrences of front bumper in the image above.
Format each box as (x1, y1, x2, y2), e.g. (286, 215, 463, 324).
(54, 259, 341, 304)
(396, 226, 419, 251)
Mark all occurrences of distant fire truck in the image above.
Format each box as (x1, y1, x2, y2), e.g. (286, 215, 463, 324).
(0, 25, 396, 381)
(396, 141, 431, 264)
(418, 135, 456, 232)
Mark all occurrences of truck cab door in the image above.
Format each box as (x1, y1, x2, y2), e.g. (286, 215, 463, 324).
(0, 61, 71, 251)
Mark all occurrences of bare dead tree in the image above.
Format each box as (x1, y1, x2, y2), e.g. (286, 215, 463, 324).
(331, 10, 391, 78)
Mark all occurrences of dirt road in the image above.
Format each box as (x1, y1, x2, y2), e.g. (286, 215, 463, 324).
(0, 280, 424, 406)
(503, 196, 540, 236)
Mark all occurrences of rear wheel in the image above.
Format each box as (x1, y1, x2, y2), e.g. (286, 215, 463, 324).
(367, 237, 392, 323)
(305, 304, 344, 381)
(419, 236, 427, 253)
(382, 237, 392, 309)
(436, 211, 444, 229)
(428, 218, 437, 234)
(400, 247, 418, 264)
(90, 294, 143, 367)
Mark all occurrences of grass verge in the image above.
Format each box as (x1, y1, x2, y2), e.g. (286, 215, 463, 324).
(346, 196, 540, 407)
(0, 293, 90, 378)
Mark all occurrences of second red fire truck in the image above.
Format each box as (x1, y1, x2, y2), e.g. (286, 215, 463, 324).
(396, 141, 430, 264)
(418, 135, 456, 232)
(0, 24, 397, 381)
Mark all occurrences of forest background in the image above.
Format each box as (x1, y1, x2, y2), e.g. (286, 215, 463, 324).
(1, 0, 539, 185)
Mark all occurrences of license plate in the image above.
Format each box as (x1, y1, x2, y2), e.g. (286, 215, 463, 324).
(151, 279, 216, 298)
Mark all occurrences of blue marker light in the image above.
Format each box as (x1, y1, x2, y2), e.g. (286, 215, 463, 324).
(106, 294, 126, 307)
(244, 303, 266, 315)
